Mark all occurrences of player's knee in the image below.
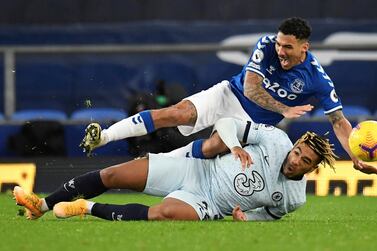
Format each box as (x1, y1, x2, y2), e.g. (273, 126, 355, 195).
(160, 205, 177, 220)
(99, 167, 117, 187)
(149, 204, 176, 220)
(170, 100, 197, 124)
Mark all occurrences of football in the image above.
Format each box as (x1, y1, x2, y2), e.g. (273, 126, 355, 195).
(348, 120, 377, 162)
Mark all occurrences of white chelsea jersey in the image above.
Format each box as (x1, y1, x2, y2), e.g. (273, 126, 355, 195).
(206, 122, 306, 220)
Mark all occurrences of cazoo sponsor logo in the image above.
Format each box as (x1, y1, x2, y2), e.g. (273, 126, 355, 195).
(263, 78, 297, 100)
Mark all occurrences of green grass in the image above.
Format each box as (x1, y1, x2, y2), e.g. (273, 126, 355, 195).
(1, 193, 376, 251)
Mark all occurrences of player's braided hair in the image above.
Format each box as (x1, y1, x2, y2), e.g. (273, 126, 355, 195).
(278, 17, 312, 40)
(294, 131, 337, 170)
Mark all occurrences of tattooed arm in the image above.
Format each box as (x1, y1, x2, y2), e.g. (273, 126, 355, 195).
(328, 110, 377, 174)
(328, 110, 353, 156)
(243, 71, 313, 118)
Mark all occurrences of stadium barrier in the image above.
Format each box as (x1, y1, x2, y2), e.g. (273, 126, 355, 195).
(0, 163, 36, 193)
(306, 161, 377, 196)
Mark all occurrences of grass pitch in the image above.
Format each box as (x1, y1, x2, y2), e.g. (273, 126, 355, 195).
(1, 193, 376, 251)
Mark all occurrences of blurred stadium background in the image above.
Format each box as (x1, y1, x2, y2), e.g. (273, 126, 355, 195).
(0, 0, 376, 194)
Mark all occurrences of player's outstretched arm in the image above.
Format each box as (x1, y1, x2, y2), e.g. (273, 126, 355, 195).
(243, 71, 313, 118)
(327, 110, 377, 175)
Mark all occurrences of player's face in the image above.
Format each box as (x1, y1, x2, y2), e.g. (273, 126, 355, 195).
(275, 32, 309, 70)
(282, 143, 319, 179)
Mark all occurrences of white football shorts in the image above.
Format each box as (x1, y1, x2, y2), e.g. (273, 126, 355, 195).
(178, 80, 252, 136)
(144, 153, 223, 220)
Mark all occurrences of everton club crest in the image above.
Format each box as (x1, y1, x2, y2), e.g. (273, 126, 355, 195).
(290, 79, 305, 94)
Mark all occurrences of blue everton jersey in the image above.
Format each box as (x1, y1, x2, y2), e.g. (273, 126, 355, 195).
(230, 35, 342, 125)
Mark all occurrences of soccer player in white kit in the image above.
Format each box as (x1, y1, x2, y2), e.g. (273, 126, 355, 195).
(14, 118, 336, 221)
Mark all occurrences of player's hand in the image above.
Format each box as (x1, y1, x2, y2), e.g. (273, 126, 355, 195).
(282, 104, 313, 119)
(79, 123, 104, 156)
(231, 146, 253, 171)
(232, 205, 247, 221)
(352, 158, 377, 175)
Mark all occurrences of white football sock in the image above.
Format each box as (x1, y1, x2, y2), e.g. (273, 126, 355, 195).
(102, 114, 149, 143)
(86, 201, 95, 214)
(40, 198, 49, 212)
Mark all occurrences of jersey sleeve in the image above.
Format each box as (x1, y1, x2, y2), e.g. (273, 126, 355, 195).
(311, 58, 343, 114)
(212, 118, 243, 149)
(245, 35, 276, 79)
(213, 118, 289, 148)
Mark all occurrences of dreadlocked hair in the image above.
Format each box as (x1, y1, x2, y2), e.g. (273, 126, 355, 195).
(294, 131, 337, 171)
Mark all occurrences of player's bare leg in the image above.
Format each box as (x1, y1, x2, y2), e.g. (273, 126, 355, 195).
(80, 100, 197, 155)
(53, 157, 200, 221)
(148, 198, 199, 220)
(79, 98, 230, 160)
(150, 100, 197, 128)
(99, 158, 149, 191)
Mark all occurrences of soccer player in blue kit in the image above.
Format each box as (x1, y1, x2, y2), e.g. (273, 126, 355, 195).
(14, 118, 337, 221)
(80, 17, 376, 174)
